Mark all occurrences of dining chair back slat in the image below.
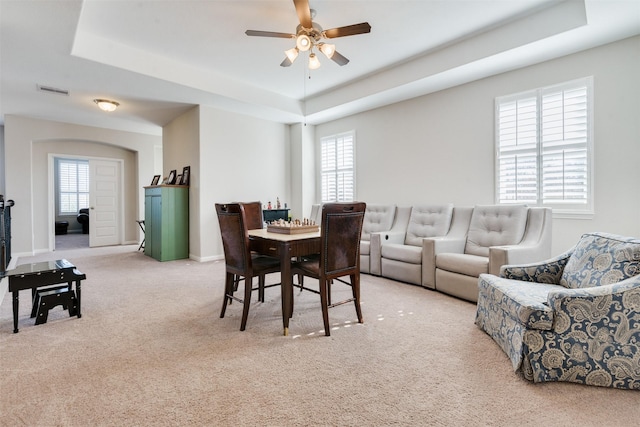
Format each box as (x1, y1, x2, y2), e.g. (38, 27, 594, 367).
(241, 201, 264, 230)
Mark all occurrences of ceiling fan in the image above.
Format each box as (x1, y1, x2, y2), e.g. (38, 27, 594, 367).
(245, 0, 371, 69)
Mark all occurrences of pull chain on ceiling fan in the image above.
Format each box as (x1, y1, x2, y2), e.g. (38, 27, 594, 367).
(245, 0, 371, 69)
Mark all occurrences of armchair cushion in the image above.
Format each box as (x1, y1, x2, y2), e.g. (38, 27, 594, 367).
(465, 205, 528, 257)
(559, 232, 640, 289)
(478, 274, 556, 330)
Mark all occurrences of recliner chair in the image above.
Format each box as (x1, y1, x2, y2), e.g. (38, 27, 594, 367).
(428, 205, 552, 302)
(77, 208, 89, 234)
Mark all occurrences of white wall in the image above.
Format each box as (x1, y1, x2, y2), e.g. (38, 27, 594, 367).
(163, 106, 200, 259)
(162, 106, 289, 261)
(289, 123, 316, 221)
(4, 115, 160, 255)
(315, 36, 640, 255)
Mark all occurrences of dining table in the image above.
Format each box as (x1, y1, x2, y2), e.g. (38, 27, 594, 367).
(248, 228, 321, 336)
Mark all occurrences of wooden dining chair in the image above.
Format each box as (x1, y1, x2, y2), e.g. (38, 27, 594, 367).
(216, 203, 281, 331)
(232, 201, 266, 299)
(291, 202, 366, 336)
(240, 201, 264, 230)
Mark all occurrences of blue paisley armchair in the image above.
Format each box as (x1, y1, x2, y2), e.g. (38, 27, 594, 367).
(475, 232, 640, 390)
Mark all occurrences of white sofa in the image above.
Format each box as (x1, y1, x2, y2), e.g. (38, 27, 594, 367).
(428, 205, 552, 302)
(378, 204, 460, 286)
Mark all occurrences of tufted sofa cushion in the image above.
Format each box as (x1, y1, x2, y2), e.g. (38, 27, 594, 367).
(361, 205, 396, 241)
(404, 204, 454, 247)
(465, 205, 528, 257)
(559, 232, 640, 289)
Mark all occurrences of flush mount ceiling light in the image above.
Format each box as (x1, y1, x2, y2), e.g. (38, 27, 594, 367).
(93, 99, 120, 112)
(245, 0, 370, 69)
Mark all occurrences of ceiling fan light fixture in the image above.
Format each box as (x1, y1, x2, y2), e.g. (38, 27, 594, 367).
(319, 43, 335, 59)
(308, 52, 321, 70)
(284, 47, 299, 63)
(93, 99, 119, 112)
(296, 34, 311, 51)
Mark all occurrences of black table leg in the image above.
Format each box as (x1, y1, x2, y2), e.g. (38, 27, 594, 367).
(76, 279, 82, 318)
(12, 291, 19, 333)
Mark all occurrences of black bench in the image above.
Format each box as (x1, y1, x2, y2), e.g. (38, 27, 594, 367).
(4, 259, 85, 333)
(30, 285, 78, 325)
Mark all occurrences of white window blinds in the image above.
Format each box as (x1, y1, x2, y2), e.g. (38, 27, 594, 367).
(58, 159, 90, 214)
(496, 77, 593, 215)
(321, 131, 355, 202)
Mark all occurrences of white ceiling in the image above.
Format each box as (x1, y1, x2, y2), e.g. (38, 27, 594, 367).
(1, 0, 639, 136)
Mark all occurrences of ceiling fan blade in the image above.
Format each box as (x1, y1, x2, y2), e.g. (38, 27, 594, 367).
(323, 22, 371, 38)
(280, 57, 294, 67)
(293, 0, 312, 28)
(245, 30, 295, 39)
(330, 50, 349, 66)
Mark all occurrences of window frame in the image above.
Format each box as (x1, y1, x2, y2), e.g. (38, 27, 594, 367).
(319, 130, 356, 203)
(57, 158, 90, 216)
(494, 76, 594, 219)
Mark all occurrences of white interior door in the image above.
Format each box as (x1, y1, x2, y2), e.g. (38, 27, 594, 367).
(89, 159, 121, 247)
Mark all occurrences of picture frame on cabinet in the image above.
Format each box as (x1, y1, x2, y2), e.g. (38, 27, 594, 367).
(167, 169, 177, 185)
(151, 175, 161, 186)
(180, 166, 190, 186)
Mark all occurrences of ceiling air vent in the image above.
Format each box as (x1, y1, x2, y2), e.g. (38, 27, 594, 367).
(36, 84, 69, 96)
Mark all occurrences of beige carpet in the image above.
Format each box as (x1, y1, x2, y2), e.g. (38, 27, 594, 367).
(55, 233, 89, 251)
(1, 246, 638, 426)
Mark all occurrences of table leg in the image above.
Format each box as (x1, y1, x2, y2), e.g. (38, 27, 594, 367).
(12, 291, 19, 333)
(281, 242, 292, 336)
(76, 279, 82, 318)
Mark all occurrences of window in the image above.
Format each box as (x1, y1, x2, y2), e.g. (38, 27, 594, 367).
(495, 77, 593, 216)
(320, 131, 355, 202)
(58, 158, 89, 215)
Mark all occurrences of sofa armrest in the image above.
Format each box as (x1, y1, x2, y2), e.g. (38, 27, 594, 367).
(422, 236, 467, 288)
(380, 230, 406, 245)
(547, 275, 640, 334)
(499, 250, 573, 283)
(369, 232, 384, 275)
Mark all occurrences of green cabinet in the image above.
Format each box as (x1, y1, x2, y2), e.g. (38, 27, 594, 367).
(144, 185, 189, 261)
